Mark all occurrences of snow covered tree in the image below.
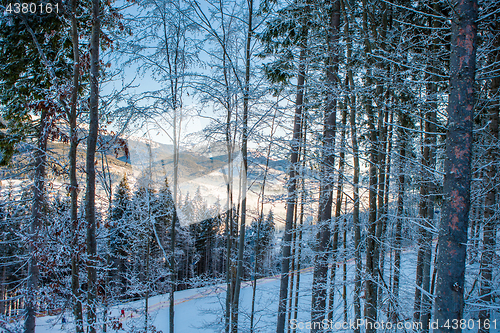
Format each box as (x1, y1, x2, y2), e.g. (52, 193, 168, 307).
(477, 3, 500, 330)
(433, 0, 478, 331)
(258, 1, 313, 330)
(190, 213, 221, 278)
(310, 0, 340, 328)
(0, 8, 73, 330)
(247, 210, 275, 277)
(151, 177, 177, 295)
(109, 175, 132, 298)
(0, 8, 72, 165)
(0, 183, 27, 324)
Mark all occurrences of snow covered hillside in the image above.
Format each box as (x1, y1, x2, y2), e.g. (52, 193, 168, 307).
(34, 249, 429, 333)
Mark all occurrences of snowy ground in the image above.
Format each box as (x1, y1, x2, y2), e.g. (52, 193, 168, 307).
(32, 247, 489, 333)
(35, 269, 313, 333)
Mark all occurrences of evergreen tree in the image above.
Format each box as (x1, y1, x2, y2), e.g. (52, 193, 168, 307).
(127, 184, 155, 294)
(190, 212, 221, 278)
(109, 175, 131, 297)
(180, 192, 194, 225)
(0, 9, 72, 165)
(247, 210, 275, 276)
(152, 177, 176, 256)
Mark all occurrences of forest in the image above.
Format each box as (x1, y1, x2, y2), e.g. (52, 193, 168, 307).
(0, 0, 498, 331)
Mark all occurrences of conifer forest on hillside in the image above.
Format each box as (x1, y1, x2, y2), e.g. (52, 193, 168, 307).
(0, 0, 499, 331)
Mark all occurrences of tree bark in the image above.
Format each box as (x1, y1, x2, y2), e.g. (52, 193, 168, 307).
(287, 202, 299, 333)
(327, 100, 347, 322)
(375, 102, 389, 306)
(361, 0, 379, 329)
(145, 236, 150, 332)
(433, 0, 477, 330)
(310, 1, 340, 330)
(220, 9, 235, 329)
(170, 111, 177, 333)
(170, 102, 177, 333)
(363, 70, 379, 333)
(86, 0, 100, 330)
(276, 38, 307, 333)
(390, 109, 408, 323)
(414, 105, 437, 324)
(24, 107, 49, 333)
(341, 0, 361, 328)
(232, 1, 253, 330)
(69, 0, 83, 330)
(350, 101, 361, 333)
(377, 107, 393, 303)
(420, 83, 438, 333)
(291, 114, 307, 333)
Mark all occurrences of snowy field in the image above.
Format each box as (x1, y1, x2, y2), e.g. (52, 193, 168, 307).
(35, 270, 313, 333)
(32, 248, 487, 333)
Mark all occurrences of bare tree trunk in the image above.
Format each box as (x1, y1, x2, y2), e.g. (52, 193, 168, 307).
(310, 1, 340, 329)
(224, 161, 233, 333)
(420, 5, 442, 328)
(169, 114, 177, 333)
(69, 0, 83, 330)
(169, 111, 177, 333)
(222, 82, 231, 332)
(414, 51, 439, 324)
(363, 74, 379, 333)
(145, 237, 150, 332)
(287, 204, 298, 333)
(160, 4, 185, 329)
(390, 109, 408, 323)
(230, 199, 239, 330)
(469, 198, 480, 263)
(169, 208, 177, 333)
(433, 0, 477, 330)
(478, 15, 499, 332)
(24, 108, 49, 333)
(368, 3, 389, 325)
(375, 102, 389, 306)
(414, 105, 436, 323)
(250, 218, 261, 333)
(86, 0, 100, 330)
(350, 101, 361, 333)
(288, 113, 308, 333)
(250, 104, 278, 332)
(0, 264, 5, 316)
(378, 108, 393, 303)
(291, 205, 304, 332)
(414, 120, 425, 322)
(360, 0, 379, 329)
(101, 153, 113, 333)
(232, 1, 253, 329)
(341, 0, 361, 328)
(420, 88, 438, 333)
(276, 38, 307, 333)
(342, 214, 347, 323)
(291, 115, 307, 333)
(220, 10, 235, 329)
(327, 101, 347, 322)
